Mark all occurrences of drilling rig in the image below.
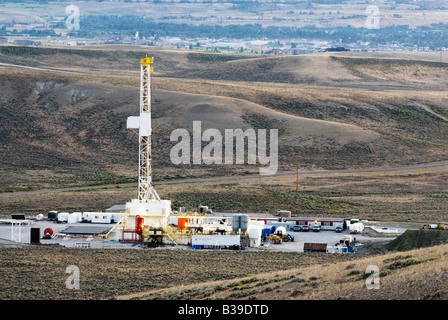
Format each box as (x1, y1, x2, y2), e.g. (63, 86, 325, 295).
(123, 56, 171, 245)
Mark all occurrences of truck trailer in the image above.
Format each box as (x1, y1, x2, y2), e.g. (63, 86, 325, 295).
(191, 235, 241, 250)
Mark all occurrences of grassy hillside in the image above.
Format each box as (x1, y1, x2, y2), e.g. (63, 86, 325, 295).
(0, 227, 447, 301)
(112, 243, 448, 300)
(0, 246, 359, 300)
(386, 230, 448, 251)
(0, 45, 448, 193)
(2, 165, 447, 223)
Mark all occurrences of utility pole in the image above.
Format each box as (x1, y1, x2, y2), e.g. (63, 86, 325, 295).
(296, 161, 299, 193)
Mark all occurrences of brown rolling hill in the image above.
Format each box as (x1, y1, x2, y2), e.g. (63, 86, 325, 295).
(114, 242, 448, 300)
(0, 45, 447, 192)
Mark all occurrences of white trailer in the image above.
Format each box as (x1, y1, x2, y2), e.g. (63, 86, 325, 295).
(89, 212, 112, 224)
(67, 212, 82, 224)
(110, 213, 122, 223)
(375, 227, 399, 234)
(57, 212, 69, 222)
(191, 235, 241, 249)
(82, 212, 92, 222)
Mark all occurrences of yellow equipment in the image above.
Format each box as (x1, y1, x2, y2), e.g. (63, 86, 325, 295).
(269, 233, 282, 244)
(422, 223, 446, 230)
(140, 55, 154, 72)
(268, 227, 295, 244)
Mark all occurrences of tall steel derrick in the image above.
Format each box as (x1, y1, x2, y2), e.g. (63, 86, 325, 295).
(127, 56, 160, 202)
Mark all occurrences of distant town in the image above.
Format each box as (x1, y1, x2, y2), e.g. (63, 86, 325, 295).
(0, 33, 443, 56)
(0, 0, 447, 55)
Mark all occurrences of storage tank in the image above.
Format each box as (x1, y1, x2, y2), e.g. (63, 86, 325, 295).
(240, 214, 249, 232)
(135, 215, 144, 234)
(232, 214, 241, 232)
(275, 226, 287, 236)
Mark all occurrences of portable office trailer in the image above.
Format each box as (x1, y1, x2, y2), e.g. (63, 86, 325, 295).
(82, 212, 92, 222)
(268, 221, 295, 231)
(110, 213, 122, 223)
(287, 217, 346, 231)
(90, 212, 112, 224)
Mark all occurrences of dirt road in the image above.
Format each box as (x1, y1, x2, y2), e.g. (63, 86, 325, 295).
(2, 160, 447, 197)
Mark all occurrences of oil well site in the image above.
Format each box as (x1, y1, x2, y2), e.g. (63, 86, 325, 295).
(0, 55, 417, 254)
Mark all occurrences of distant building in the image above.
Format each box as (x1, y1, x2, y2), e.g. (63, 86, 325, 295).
(0, 37, 7, 44)
(324, 47, 350, 52)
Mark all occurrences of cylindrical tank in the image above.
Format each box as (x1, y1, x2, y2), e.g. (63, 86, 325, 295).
(240, 214, 249, 232)
(275, 226, 286, 236)
(232, 214, 241, 232)
(135, 215, 144, 234)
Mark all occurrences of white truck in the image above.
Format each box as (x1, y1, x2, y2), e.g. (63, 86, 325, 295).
(349, 219, 364, 234)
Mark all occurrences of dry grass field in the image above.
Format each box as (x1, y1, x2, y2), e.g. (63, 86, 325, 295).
(0, 238, 446, 300)
(0, 245, 359, 300)
(116, 242, 448, 300)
